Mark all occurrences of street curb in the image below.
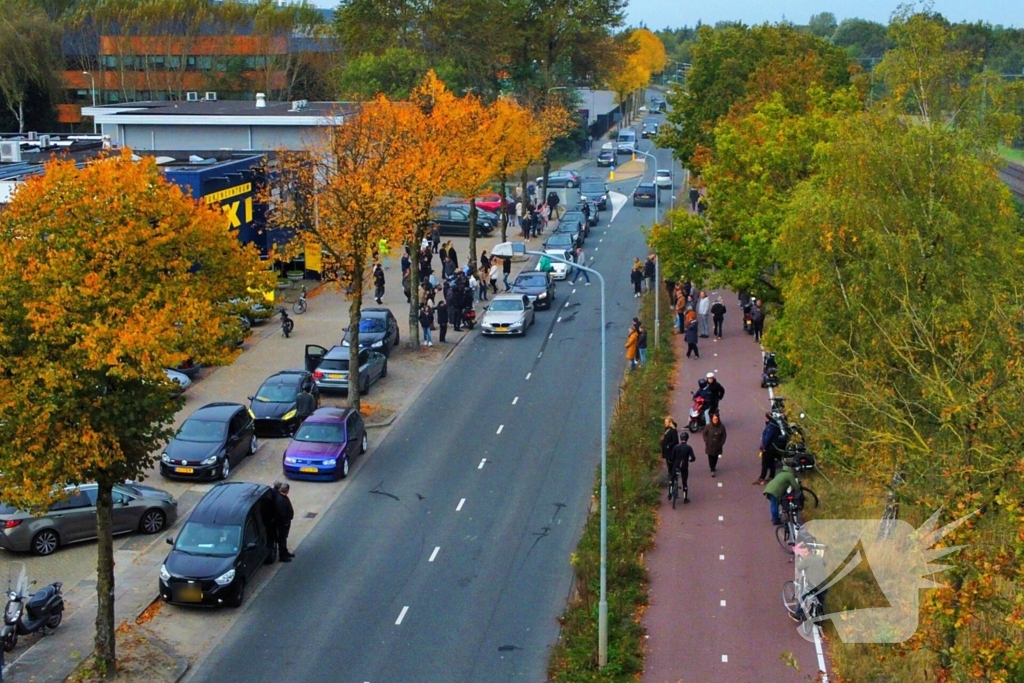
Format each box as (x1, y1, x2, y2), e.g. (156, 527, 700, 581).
(140, 627, 190, 683)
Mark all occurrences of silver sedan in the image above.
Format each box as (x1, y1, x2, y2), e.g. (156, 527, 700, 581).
(480, 294, 536, 336)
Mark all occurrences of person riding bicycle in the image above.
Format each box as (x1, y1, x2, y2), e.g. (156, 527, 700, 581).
(669, 433, 696, 504)
(764, 463, 799, 526)
(660, 417, 680, 491)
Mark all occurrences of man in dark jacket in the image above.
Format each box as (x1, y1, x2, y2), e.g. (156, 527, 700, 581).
(755, 413, 781, 484)
(502, 256, 512, 291)
(669, 433, 696, 504)
(636, 323, 648, 367)
(547, 190, 560, 219)
(711, 297, 727, 338)
(436, 299, 449, 343)
(373, 263, 386, 304)
(705, 372, 725, 414)
(295, 385, 316, 423)
(272, 482, 295, 561)
(751, 299, 765, 342)
(764, 464, 799, 525)
(643, 256, 655, 293)
(684, 318, 700, 358)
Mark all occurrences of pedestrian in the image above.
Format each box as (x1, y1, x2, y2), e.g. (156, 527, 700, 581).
(697, 290, 710, 337)
(502, 256, 512, 291)
(674, 291, 686, 332)
(547, 190, 560, 219)
(763, 464, 799, 526)
(469, 270, 480, 303)
(476, 266, 488, 301)
(705, 372, 725, 415)
(430, 223, 441, 253)
(401, 248, 411, 278)
(755, 412, 781, 484)
(373, 263, 386, 304)
(419, 304, 434, 346)
(711, 296, 727, 338)
(643, 255, 656, 293)
(571, 246, 590, 284)
(669, 432, 696, 504)
(480, 250, 491, 273)
(661, 417, 680, 479)
(488, 262, 499, 294)
(516, 199, 524, 231)
(272, 481, 295, 561)
(637, 323, 648, 367)
(377, 238, 391, 270)
(751, 299, 765, 342)
(702, 412, 727, 477)
(666, 278, 678, 306)
(436, 299, 449, 343)
(688, 186, 700, 212)
(625, 325, 639, 371)
(442, 253, 455, 279)
(684, 316, 699, 358)
(448, 293, 462, 332)
(402, 270, 411, 303)
(295, 385, 317, 424)
(630, 265, 643, 298)
(447, 243, 458, 269)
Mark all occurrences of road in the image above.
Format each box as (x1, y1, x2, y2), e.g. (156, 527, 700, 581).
(188, 136, 675, 682)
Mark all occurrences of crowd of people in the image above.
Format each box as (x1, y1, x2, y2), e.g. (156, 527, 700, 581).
(659, 372, 728, 504)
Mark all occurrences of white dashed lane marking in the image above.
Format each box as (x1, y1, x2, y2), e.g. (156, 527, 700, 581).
(478, 458, 487, 469)
(496, 424, 504, 435)
(525, 372, 531, 380)
(396, 606, 409, 625)
(456, 498, 465, 511)
(512, 396, 519, 405)
(429, 546, 440, 562)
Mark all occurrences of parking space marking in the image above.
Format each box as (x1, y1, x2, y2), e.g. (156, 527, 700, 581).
(456, 498, 466, 511)
(496, 424, 504, 435)
(429, 546, 440, 562)
(396, 606, 409, 625)
(512, 396, 519, 405)
(478, 458, 487, 469)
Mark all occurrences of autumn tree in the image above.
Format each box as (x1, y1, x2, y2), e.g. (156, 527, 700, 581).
(0, 152, 264, 676)
(605, 29, 667, 125)
(266, 101, 418, 409)
(486, 98, 540, 242)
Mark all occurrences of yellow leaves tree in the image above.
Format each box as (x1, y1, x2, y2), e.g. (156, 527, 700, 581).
(607, 28, 667, 123)
(485, 97, 539, 242)
(0, 151, 262, 676)
(529, 103, 575, 213)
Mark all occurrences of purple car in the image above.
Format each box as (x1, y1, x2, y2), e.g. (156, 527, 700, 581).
(281, 408, 368, 481)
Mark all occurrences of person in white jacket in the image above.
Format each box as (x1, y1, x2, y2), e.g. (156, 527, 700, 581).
(697, 290, 711, 338)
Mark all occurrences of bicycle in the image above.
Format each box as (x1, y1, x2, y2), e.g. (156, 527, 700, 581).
(775, 484, 819, 553)
(783, 540, 827, 636)
(292, 286, 308, 315)
(668, 468, 679, 509)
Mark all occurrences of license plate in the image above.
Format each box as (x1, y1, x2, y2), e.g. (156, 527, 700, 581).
(328, 373, 346, 380)
(175, 467, 194, 474)
(300, 467, 318, 473)
(174, 585, 202, 602)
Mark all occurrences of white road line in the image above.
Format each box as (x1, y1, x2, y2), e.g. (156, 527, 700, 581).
(512, 396, 519, 405)
(525, 372, 531, 380)
(594, 247, 599, 251)
(429, 546, 440, 562)
(496, 424, 504, 434)
(396, 606, 409, 625)
(719, 554, 725, 560)
(549, 333, 554, 339)
(718, 515, 724, 521)
(720, 600, 727, 607)
(557, 316, 562, 322)
(456, 498, 465, 511)
(478, 458, 487, 469)
(717, 482, 723, 487)
(537, 351, 543, 358)
(599, 238, 603, 242)
(572, 288, 577, 294)
(722, 655, 729, 663)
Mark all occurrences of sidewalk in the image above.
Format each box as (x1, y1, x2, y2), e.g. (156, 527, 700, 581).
(0, 213, 564, 683)
(641, 291, 827, 682)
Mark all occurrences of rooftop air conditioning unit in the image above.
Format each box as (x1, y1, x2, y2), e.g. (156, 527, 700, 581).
(39, 135, 51, 149)
(205, 91, 217, 101)
(0, 141, 22, 163)
(186, 91, 199, 102)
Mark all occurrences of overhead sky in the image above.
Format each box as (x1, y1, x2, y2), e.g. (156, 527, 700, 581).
(626, 0, 1021, 29)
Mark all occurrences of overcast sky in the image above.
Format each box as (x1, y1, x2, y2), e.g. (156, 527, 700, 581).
(626, 0, 1021, 29)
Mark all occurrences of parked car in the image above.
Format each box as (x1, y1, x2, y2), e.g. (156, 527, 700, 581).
(282, 408, 367, 481)
(448, 193, 507, 213)
(159, 403, 257, 481)
(0, 483, 177, 556)
(248, 370, 319, 437)
(537, 170, 581, 188)
(535, 249, 573, 280)
(341, 307, 400, 357)
(480, 293, 536, 336)
(596, 151, 616, 167)
(557, 211, 587, 244)
(579, 180, 609, 210)
(574, 200, 600, 226)
(633, 183, 658, 207)
(511, 272, 556, 309)
(159, 482, 277, 608)
(655, 169, 673, 189)
(429, 204, 497, 237)
(164, 368, 192, 397)
(305, 345, 387, 395)
(543, 232, 575, 253)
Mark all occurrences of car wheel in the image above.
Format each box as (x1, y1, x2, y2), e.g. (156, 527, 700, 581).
(340, 457, 350, 479)
(394, 332, 400, 346)
(381, 360, 388, 378)
(32, 529, 59, 556)
(360, 377, 370, 395)
(139, 509, 167, 534)
(360, 433, 368, 454)
(228, 578, 245, 608)
(565, 180, 575, 188)
(220, 458, 231, 480)
(263, 544, 278, 565)
(248, 434, 258, 456)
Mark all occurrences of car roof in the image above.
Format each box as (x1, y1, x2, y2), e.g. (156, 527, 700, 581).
(260, 371, 306, 387)
(188, 402, 246, 421)
(637, 182, 655, 189)
(324, 345, 364, 359)
(491, 293, 528, 302)
(516, 271, 548, 280)
(306, 407, 356, 423)
(188, 482, 270, 526)
(360, 308, 391, 318)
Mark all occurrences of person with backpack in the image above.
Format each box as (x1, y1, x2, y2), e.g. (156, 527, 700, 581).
(669, 432, 696, 504)
(754, 412, 782, 484)
(763, 464, 800, 526)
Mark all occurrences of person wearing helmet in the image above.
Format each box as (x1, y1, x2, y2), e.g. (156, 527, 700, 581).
(669, 432, 696, 504)
(705, 372, 725, 415)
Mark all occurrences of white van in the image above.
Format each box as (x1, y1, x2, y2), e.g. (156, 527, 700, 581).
(616, 128, 637, 155)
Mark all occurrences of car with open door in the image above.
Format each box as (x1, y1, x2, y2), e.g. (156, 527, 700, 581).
(305, 345, 387, 395)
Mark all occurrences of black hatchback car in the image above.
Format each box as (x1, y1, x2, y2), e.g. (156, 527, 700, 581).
(159, 403, 257, 481)
(556, 212, 586, 246)
(633, 183, 658, 207)
(248, 370, 319, 437)
(341, 307, 400, 357)
(159, 482, 277, 608)
(430, 204, 496, 237)
(511, 272, 556, 309)
(597, 150, 616, 167)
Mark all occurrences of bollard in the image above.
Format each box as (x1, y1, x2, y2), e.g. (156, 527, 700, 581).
(609, 168, 615, 181)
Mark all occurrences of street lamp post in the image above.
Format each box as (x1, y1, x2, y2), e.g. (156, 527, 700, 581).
(633, 147, 661, 347)
(82, 71, 97, 134)
(490, 241, 609, 666)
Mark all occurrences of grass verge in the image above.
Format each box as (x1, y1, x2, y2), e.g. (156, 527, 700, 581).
(998, 144, 1024, 165)
(548, 288, 675, 681)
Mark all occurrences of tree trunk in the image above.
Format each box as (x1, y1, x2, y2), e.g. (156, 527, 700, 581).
(499, 176, 508, 243)
(94, 479, 116, 678)
(347, 256, 364, 411)
(468, 198, 478, 271)
(17, 100, 24, 134)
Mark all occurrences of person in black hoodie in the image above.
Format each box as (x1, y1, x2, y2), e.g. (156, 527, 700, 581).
(660, 417, 680, 487)
(272, 482, 295, 561)
(436, 299, 449, 343)
(373, 263, 386, 304)
(669, 433, 696, 504)
(711, 296, 727, 337)
(637, 323, 648, 367)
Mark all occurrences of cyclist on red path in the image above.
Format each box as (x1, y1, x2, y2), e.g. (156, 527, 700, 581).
(669, 433, 696, 505)
(661, 417, 680, 485)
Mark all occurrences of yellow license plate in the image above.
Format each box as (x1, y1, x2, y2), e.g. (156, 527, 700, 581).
(175, 585, 202, 602)
(328, 373, 346, 380)
(300, 467, 318, 473)
(175, 467, 194, 474)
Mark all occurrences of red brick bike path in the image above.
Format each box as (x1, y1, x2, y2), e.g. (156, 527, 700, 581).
(641, 292, 827, 683)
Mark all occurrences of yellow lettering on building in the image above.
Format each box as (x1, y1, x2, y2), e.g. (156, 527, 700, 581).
(204, 183, 252, 205)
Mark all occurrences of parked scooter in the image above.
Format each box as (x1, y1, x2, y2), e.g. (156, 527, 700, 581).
(1, 563, 64, 652)
(761, 352, 780, 388)
(280, 308, 294, 338)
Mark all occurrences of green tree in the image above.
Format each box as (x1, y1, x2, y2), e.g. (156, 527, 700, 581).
(807, 11, 837, 39)
(832, 17, 890, 58)
(0, 151, 262, 676)
(0, 0, 62, 132)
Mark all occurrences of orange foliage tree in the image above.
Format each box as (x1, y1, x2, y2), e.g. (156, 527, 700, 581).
(527, 104, 574, 216)
(485, 98, 540, 242)
(0, 151, 263, 676)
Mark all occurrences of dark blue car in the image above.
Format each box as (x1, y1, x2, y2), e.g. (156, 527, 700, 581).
(511, 272, 556, 310)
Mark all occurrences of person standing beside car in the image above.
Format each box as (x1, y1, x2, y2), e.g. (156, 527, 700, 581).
(436, 300, 449, 343)
(373, 263, 386, 305)
(272, 482, 295, 562)
(295, 386, 316, 425)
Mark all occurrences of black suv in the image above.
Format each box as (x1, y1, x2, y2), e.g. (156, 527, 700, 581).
(579, 180, 609, 210)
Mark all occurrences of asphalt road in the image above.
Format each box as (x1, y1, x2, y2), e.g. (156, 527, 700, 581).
(189, 136, 675, 683)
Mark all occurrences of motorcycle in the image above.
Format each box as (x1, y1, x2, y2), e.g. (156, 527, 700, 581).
(462, 307, 476, 331)
(761, 352, 780, 388)
(280, 308, 294, 338)
(1, 563, 64, 652)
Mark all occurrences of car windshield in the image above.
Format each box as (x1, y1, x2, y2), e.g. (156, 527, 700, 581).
(358, 318, 386, 333)
(516, 274, 548, 287)
(293, 422, 346, 443)
(581, 183, 605, 194)
(175, 522, 241, 557)
(561, 213, 585, 223)
(489, 299, 524, 312)
(546, 235, 573, 247)
(254, 384, 296, 403)
(656, 170, 670, 177)
(176, 419, 227, 443)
